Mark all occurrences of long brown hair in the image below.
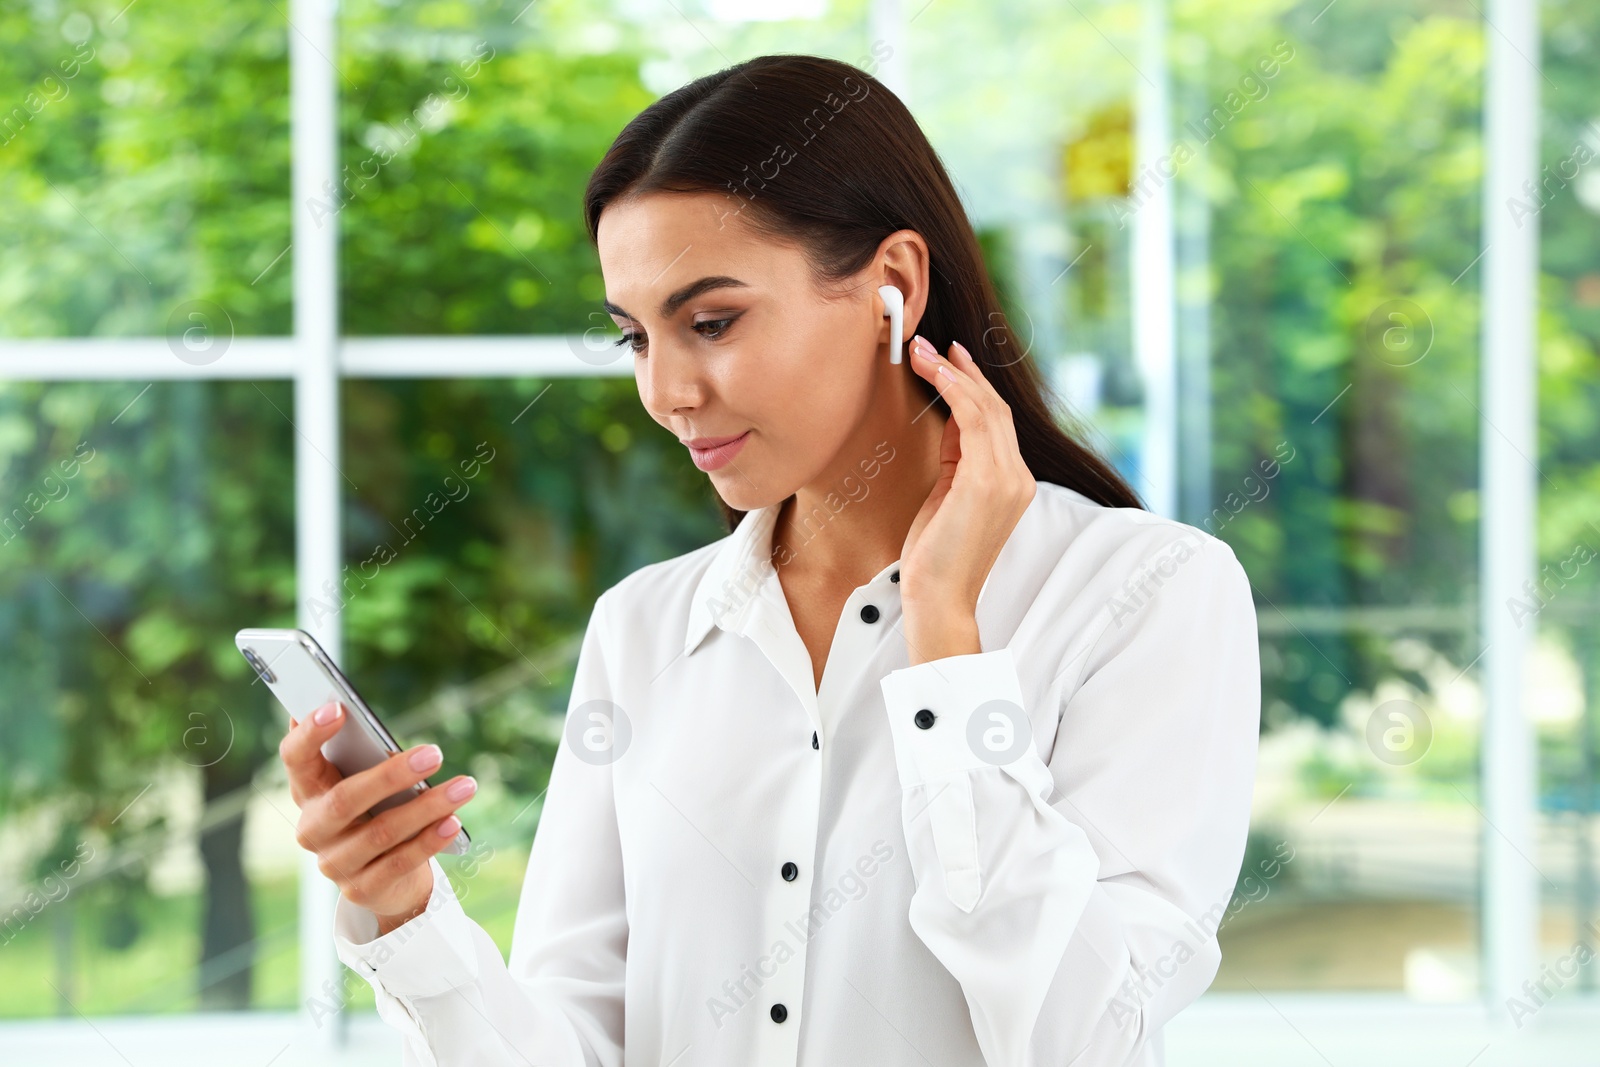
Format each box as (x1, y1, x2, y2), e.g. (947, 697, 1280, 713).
(583, 53, 1144, 528)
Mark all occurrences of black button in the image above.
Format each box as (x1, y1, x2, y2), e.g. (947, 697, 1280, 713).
(781, 861, 798, 881)
(914, 708, 936, 730)
(770, 1003, 788, 1023)
(890, 570, 900, 583)
(860, 604, 880, 624)
(811, 731, 819, 750)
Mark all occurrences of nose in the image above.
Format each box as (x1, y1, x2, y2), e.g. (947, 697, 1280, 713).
(638, 338, 705, 423)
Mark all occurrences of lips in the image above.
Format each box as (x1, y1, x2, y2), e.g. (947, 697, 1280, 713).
(682, 431, 751, 472)
(682, 432, 746, 449)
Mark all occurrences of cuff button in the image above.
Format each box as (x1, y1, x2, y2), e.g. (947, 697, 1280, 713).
(914, 708, 936, 730)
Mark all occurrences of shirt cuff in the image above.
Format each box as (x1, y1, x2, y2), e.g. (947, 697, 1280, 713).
(879, 648, 1030, 788)
(333, 857, 480, 998)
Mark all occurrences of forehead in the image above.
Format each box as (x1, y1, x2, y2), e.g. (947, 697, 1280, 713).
(596, 191, 810, 307)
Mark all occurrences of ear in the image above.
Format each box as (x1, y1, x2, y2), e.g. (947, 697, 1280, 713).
(874, 229, 930, 357)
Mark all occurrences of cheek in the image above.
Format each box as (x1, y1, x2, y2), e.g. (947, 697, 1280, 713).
(749, 314, 872, 438)
(706, 340, 812, 432)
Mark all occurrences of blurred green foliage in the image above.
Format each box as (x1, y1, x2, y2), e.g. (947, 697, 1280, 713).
(1, 0, 1597, 1016)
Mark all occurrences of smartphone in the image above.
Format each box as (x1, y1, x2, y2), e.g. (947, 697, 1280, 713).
(235, 627, 471, 856)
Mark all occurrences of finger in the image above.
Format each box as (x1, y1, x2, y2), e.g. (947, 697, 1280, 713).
(349, 812, 466, 905)
(912, 337, 1034, 512)
(946, 337, 981, 375)
(314, 743, 445, 842)
(948, 339, 1027, 458)
(910, 335, 997, 465)
(279, 701, 347, 805)
(946, 341, 1035, 513)
(321, 774, 477, 874)
(944, 339, 1015, 421)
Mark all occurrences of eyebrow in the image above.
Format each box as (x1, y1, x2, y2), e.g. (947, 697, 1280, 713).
(602, 275, 750, 321)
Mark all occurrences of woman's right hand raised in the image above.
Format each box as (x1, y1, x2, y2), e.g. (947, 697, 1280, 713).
(279, 701, 477, 935)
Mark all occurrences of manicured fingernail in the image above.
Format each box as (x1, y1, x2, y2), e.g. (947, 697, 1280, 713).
(409, 744, 443, 772)
(314, 702, 342, 725)
(950, 340, 971, 361)
(436, 815, 461, 838)
(446, 776, 477, 802)
(938, 365, 957, 380)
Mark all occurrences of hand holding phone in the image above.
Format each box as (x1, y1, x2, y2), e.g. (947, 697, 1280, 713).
(278, 702, 475, 930)
(238, 628, 476, 932)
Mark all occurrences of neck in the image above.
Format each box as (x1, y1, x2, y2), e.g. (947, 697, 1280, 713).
(773, 383, 945, 584)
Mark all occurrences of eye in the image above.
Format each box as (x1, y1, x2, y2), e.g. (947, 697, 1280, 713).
(693, 316, 737, 341)
(613, 330, 647, 353)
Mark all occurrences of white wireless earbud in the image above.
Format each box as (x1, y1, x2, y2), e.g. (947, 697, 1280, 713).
(878, 284, 904, 364)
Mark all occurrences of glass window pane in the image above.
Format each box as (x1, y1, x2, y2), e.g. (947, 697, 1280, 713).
(336, 0, 871, 334)
(1536, 0, 1600, 1000)
(0, 381, 298, 1016)
(1183, 2, 1485, 995)
(338, 376, 721, 946)
(916, 0, 1492, 994)
(0, 6, 291, 337)
(909, 0, 1143, 476)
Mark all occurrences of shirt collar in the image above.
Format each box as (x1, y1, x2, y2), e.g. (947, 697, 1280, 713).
(684, 502, 785, 657)
(681, 485, 1045, 658)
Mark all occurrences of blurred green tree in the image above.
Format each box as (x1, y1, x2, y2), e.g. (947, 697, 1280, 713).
(1, 0, 1598, 1017)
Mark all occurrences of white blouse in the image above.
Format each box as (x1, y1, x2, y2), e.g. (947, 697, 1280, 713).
(333, 480, 1261, 1067)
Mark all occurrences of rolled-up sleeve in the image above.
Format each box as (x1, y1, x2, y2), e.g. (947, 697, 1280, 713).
(879, 535, 1261, 1066)
(331, 591, 629, 1067)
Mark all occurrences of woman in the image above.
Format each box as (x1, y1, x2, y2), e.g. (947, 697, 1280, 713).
(279, 53, 1260, 1066)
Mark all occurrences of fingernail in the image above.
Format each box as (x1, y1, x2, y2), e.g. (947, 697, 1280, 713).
(436, 815, 462, 838)
(446, 776, 477, 802)
(938, 365, 957, 380)
(314, 702, 342, 725)
(409, 744, 443, 772)
(950, 340, 971, 360)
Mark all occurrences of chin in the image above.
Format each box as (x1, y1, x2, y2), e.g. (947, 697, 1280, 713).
(710, 471, 792, 515)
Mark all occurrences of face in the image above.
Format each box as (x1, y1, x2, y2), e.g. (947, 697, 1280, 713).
(596, 191, 892, 513)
